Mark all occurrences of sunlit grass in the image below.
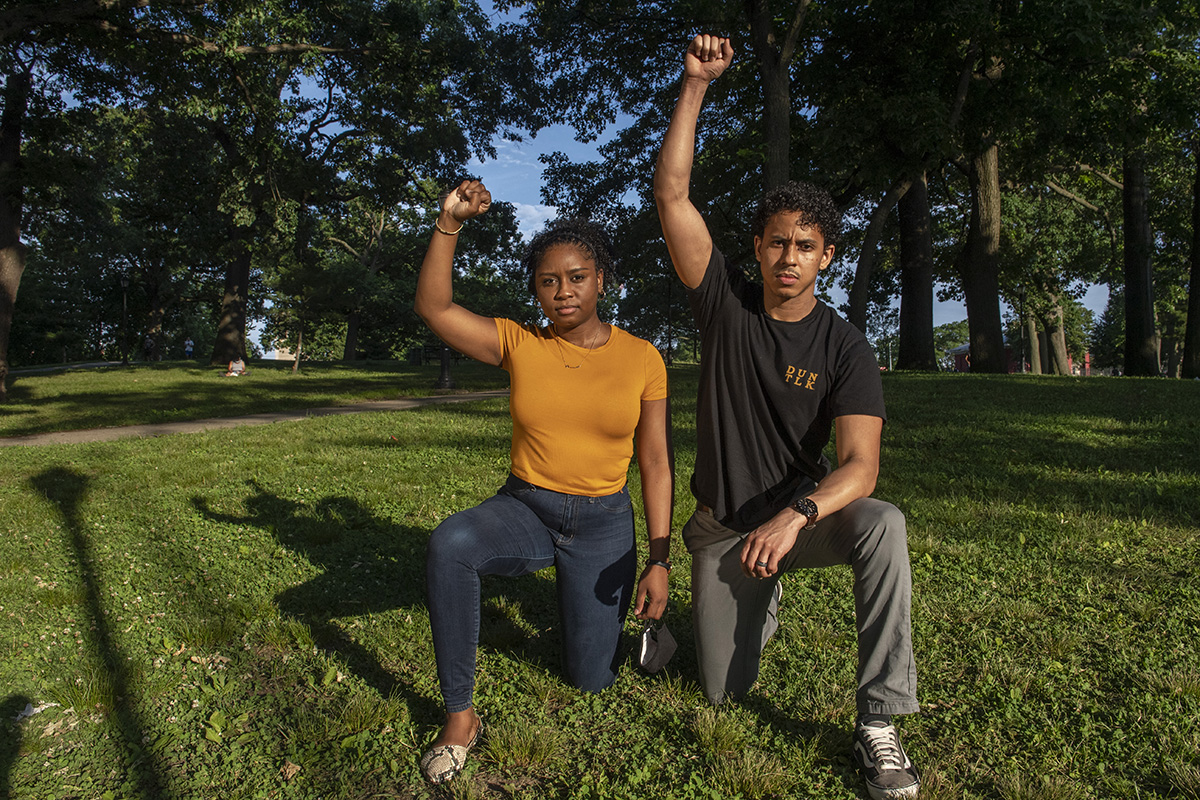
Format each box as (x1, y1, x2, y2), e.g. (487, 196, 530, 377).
(0, 360, 509, 437)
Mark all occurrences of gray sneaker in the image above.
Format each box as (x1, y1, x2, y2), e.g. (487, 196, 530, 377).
(852, 720, 920, 799)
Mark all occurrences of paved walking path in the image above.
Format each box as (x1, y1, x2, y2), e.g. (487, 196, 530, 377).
(0, 390, 510, 447)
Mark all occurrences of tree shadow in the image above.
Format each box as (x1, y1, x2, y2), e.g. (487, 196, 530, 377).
(28, 467, 167, 800)
(1, 694, 32, 799)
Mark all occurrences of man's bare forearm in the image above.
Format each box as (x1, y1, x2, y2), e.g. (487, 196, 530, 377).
(654, 77, 711, 204)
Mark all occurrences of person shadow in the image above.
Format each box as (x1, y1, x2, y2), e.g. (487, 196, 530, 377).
(192, 482, 437, 714)
(28, 467, 168, 799)
(192, 479, 570, 725)
(1, 694, 33, 799)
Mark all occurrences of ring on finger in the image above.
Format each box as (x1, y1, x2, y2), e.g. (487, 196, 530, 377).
(755, 560, 769, 568)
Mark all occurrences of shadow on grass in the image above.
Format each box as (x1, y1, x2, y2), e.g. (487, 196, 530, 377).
(28, 467, 167, 800)
(882, 375, 1200, 529)
(192, 483, 439, 717)
(190, 481, 563, 720)
(1, 694, 32, 800)
(737, 694, 859, 792)
(192, 480, 586, 730)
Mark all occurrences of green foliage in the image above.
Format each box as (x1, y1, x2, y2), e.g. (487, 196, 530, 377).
(14, 106, 231, 366)
(3, 0, 549, 372)
(933, 319, 970, 370)
(1090, 288, 1125, 373)
(2, 365, 1199, 798)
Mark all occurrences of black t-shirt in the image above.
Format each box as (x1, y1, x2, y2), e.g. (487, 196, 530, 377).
(686, 246, 886, 532)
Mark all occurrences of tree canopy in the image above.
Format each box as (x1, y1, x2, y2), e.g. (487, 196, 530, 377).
(1, 0, 1196, 396)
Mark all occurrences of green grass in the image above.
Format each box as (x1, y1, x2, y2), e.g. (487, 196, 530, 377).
(0, 360, 510, 438)
(1, 366, 1198, 798)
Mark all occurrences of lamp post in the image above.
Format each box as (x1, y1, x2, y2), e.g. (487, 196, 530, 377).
(435, 343, 455, 389)
(119, 273, 130, 366)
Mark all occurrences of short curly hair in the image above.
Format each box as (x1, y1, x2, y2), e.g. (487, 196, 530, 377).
(752, 181, 842, 248)
(522, 218, 618, 295)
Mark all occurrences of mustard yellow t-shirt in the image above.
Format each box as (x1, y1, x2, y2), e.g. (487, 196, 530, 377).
(495, 319, 669, 496)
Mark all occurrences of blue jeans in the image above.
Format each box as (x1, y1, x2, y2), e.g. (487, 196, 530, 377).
(426, 474, 637, 712)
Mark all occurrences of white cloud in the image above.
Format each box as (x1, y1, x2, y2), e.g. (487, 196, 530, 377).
(469, 138, 543, 172)
(513, 203, 557, 239)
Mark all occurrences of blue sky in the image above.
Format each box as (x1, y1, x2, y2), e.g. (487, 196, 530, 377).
(466, 126, 595, 235)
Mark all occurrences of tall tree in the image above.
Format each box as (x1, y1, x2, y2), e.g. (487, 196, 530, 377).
(1183, 142, 1200, 379)
(1122, 147, 1160, 375)
(897, 172, 937, 370)
(959, 141, 1007, 373)
(744, 0, 812, 190)
(0, 66, 29, 399)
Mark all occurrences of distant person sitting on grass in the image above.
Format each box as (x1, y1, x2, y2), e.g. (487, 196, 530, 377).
(224, 358, 247, 377)
(413, 179, 674, 785)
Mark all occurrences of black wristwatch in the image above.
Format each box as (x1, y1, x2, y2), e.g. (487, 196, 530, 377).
(790, 497, 819, 530)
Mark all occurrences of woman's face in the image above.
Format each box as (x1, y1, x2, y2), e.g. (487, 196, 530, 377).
(533, 243, 604, 331)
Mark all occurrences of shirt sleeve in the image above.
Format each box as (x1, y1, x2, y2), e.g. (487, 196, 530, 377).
(641, 341, 669, 401)
(828, 330, 887, 422)
(685, 246, 744, 333)
(494, 317, 532, 371)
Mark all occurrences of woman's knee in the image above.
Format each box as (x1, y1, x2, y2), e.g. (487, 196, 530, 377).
(426, 513, 486, 568)
(565, 660, 617, 693)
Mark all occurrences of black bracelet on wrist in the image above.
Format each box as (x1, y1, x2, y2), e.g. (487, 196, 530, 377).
(647, 559, 672, 573)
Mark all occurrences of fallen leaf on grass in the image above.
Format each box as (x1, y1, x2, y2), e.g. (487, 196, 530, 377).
(42, 716, 77, 737)
(190, 654, 232, 668)
(281, 761, 301, 781)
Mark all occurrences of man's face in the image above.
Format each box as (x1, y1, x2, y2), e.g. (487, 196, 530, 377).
(754, 211, 834, 309)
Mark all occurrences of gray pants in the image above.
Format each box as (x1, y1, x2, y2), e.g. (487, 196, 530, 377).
(684, 498, 918, 715)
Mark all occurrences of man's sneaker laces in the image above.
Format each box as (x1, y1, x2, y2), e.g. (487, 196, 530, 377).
(853, 720, 920, 799)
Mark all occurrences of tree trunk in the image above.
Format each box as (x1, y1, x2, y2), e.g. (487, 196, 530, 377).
(0, 70, 31, 402)
(145, 262, 175, 362)
(848, 179, 909, 332)
(343, 310, 360, 361)
(1042, 299, 1071, 375)
(745, 0, 811, 191)
(960, 142, 1007, 373)
(897, 172, 937, 371)
(1161, 333, 1181, 377)
(1024, 313, 1041, 374)
(1122, 149, 1160, 376)
(210, 243, 251, 365)
(1182, 142, 1200, 379)
(292, 327, 302, 374)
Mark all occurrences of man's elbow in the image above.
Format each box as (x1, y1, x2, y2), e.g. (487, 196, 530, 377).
(653, 173, 686, 208)
(652, 157, 685, 202)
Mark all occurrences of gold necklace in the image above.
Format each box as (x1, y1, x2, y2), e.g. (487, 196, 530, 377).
(552, 324, 603, 369)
